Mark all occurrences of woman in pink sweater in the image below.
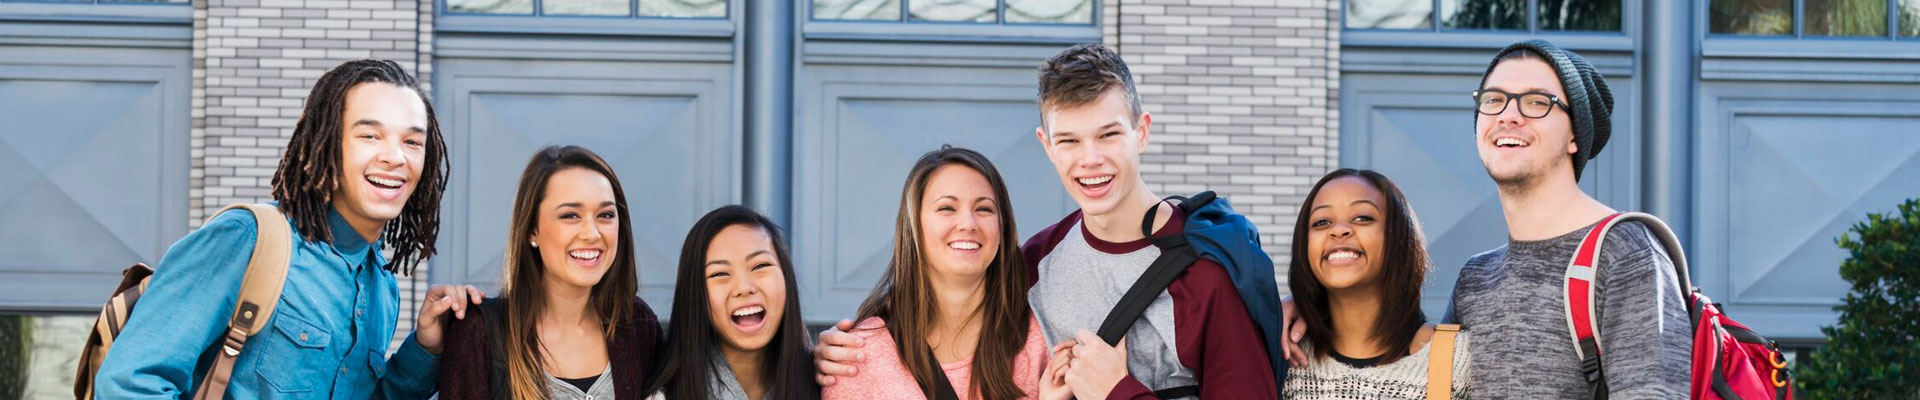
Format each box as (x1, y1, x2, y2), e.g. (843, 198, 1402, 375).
(821, 146, 1049, 400)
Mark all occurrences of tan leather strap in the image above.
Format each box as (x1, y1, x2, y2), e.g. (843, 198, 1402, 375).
(192, 203, 294, 400)
(1427, 324, 1461, 400)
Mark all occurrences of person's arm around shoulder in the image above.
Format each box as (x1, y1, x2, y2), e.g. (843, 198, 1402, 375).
(1595, 223, 1690, 399)
(375, 283, 482, 399)
(819, 318, 894, 400)
(92, 210, 260, 399)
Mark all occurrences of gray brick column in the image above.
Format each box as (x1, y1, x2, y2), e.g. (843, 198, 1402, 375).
(1105, 0, 1341, 291)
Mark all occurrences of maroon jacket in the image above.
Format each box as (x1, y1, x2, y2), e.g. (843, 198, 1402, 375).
(437, 296, 663, 400)
(1022, 209, 1278, 400)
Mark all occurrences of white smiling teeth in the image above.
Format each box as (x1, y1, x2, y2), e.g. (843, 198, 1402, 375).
(1328, 251, 1359, 261)
(368, 176, 404, 188)
(951, 241, 981, 250)
(733, 306, 764, 316)
(1495, 138, 1527, 147)
(1077, 176, 1113, 185)
(568, 249, 601, 259)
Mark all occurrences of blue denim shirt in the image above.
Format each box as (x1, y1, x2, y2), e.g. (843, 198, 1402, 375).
(94, 204, 438, 399)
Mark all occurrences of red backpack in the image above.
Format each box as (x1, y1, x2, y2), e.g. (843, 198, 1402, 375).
(1564, 212, 1793, 400)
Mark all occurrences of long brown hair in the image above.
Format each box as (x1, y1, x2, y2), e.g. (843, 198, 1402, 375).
(854, 145, 1031, 400)
(500, 145, 639, 400)
(270, 59, 448, 275)
(1287, 168, 1430, 364)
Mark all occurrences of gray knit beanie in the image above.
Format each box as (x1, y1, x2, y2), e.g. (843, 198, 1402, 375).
(1478, 39, 1613, 181)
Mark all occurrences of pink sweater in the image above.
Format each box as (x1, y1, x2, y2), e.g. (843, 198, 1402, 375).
(821, 316, 1048, 400)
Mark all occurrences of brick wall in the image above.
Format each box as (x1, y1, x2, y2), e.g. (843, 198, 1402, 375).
(1105, 0, 1342, 291)
(192, 0, 431, 351)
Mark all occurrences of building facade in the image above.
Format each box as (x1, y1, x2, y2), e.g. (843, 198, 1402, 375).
(2, 0, 1917, 393)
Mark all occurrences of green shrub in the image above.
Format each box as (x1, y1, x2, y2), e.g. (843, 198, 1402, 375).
(1796, 199, 1920, 399)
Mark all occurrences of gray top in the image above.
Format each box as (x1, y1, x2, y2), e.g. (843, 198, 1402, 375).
(1028, 220, 1199, 399)
(642, 349, 758, 400)
(1444, 221, 1690, 399)
(545, 364, 615, 400)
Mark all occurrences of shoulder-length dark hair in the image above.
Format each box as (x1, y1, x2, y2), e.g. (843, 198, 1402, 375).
(270, 59, 448, 275)
(646, 205, 818, 400)
(854, 145, 1031, 400)
(1287, 168, 1430, 364)
(500, 145, 640, 400)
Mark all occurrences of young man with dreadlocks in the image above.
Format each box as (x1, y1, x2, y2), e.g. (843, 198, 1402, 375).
(95, 59, 484, 399)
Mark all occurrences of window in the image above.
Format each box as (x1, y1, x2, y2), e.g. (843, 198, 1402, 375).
(1346, 0, 1622, 32)
(446, 0, 723, 18)
(0, 0, 183, 4)
(813, 0, 1093, 25)
(1711, 0, 1919, 38)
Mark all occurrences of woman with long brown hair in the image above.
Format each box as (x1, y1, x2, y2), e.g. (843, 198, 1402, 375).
(821, 145, 1048, 400)
(438, 145, 663, 400)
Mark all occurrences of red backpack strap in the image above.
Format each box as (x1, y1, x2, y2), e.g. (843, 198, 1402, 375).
(1564, 212, 1695, 400)
(1564, 213, 1620, 399)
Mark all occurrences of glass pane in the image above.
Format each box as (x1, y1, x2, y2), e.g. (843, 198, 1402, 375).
(1807, 0, 1889, 36)
(1, 314, 95, 399)
(1709, 0, 1793, 34)
(449, 0, 533, 15)
(1347, 0, 1433, 29)
(1443, 0, 1526, 30)
(1899, 0, 1919, 36)
(102, 0, 192, 4)
(641, 0, 724, 17)
(1538, 0, 1621, 31)
(814, 0, 899, 20)
(545, 0, 629, 16)
(1006, 0, 1093, 24)
(911, 0, 995, 22)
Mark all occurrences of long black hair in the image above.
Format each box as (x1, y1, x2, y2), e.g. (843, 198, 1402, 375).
(1287, 168, 1431, 364)
(270, 59, 448, 275)
(647, 205, 818, 400)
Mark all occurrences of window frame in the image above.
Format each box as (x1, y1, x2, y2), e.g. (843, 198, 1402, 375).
(1702, 0, 1920, 60)
(435, 0, 733, 37)
(0, 0, 189, 24)
(1340, 0, 1638, 51)
(803, 0, 1101, 45)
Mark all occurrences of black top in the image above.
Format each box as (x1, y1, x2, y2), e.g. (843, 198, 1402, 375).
(1329, 349, 1387, 369)
(558, 374, 600, 394)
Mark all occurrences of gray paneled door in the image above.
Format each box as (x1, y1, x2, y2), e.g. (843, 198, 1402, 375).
(1693, 80, 1920, 338)
(432, 51, 738, 311)
(0, 40, 190, 311)
(791, 58, 1081, 322)
(1338, 52, 1640, 319)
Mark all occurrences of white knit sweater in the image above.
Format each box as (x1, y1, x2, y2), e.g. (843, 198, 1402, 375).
(1281, 330, 1472, 400)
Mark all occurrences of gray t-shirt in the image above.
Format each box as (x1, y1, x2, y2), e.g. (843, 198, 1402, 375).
(1444, 221, 1691, 399)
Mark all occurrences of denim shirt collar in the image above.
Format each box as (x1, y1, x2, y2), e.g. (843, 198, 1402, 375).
(324, 207, 384, 271)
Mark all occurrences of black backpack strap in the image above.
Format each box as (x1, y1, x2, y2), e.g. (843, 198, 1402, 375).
(1153, 385, 1200, 399)
(1096, 238, 1199, 345)
(923, 346, 961, 400)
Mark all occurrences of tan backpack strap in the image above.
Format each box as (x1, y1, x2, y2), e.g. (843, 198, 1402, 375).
(193, 203, 294, 400)
(1427, 324, 1461, 400)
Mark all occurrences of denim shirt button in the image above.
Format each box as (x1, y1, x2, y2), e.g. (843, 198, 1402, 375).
(299, 333, 308, 342)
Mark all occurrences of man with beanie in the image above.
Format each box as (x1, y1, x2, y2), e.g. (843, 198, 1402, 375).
(1442, 39, 1690, 398)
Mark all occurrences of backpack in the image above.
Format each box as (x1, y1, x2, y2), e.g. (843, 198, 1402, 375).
(1564, 212, 1793, 400)
(1096, 191, 1288, 398)
(73, 203, 295, 400)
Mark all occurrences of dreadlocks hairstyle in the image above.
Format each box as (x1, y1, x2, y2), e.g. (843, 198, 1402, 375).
(1036, 43, 1143, 129)
(270, 59, 448, 275)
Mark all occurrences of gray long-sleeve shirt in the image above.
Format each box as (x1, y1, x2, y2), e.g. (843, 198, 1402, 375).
(1443, 220, 1691, 399)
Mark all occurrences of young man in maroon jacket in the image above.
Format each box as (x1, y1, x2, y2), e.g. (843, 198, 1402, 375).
(814, 44, 1277, 400)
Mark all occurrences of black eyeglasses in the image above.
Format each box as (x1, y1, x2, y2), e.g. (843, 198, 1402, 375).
(1471, 89, 1570, 119)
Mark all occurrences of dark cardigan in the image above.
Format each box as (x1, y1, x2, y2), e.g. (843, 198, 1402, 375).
(437, 296, 663, 400)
